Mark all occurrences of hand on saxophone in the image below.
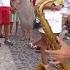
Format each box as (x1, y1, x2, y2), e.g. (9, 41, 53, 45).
(45, 37, 70, 64)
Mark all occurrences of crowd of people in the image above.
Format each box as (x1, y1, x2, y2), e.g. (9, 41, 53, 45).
(0, 0, 70, 67)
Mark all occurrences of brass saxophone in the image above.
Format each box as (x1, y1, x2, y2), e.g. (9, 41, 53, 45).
(35, 0, 70, 70)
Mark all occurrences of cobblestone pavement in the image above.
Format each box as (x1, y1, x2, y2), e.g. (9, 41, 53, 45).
(0, 41, 40, 70)
(0, 24, 70, 70)
(0, 25, 41, 70)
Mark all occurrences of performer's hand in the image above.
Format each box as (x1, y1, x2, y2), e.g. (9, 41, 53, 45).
(45, 37, 70, 64)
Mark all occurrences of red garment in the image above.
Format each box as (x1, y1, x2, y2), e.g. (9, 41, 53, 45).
(0, 7, 11, 25)
(32, 0, 36, 6)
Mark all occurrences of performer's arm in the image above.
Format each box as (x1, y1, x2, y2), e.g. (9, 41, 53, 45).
(45, 37, 70, 63)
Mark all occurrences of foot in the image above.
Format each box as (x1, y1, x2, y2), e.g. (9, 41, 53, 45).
(29, 42, 37, 49)
(63, 36, 70, 40)
(35, 47, 40, 53)
(4, 40, 13, 46)
(0, 43, 1, 47)
(0, 34, 5, 38)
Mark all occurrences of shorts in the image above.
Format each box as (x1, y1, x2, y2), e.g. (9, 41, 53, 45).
(0, 7, 11, 25)
(11, 12, 19, 23)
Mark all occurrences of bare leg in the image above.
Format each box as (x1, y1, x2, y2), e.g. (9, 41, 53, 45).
(0, 24, 2, 35)
(15, 21, 19, 34)
(32, 34, 50, 49)
(20, 21, 26, 37)
(4, 25, 9, 40)
(26, 29, 33, 41)
(37, 34, 48, 64)
(10, 22, 13, 35)
(4, 25, 13, 46)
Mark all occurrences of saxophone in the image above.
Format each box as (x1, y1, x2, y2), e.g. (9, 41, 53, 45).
(35, 0, 70, 70)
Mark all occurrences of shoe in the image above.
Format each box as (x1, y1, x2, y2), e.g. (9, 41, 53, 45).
(66, 36, 70, 39)
(4, 40, 13, 46)
(63, 36, 70, 40)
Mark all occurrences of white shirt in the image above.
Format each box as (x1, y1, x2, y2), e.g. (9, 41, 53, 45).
(0, 0, 10, 7)
(61, 0, 70, 16)
(43, 10, 62, 33)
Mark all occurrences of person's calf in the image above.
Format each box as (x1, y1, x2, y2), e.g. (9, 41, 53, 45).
(4, 25, 13, 46)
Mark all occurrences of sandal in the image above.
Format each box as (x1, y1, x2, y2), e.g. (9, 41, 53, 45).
(29, 42, 38, 49)
(0, 34, 5, 38)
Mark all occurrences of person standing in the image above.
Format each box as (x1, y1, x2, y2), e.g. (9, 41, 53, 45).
(15, 0, 35, 44)
(0, 0, 13, 45)
(31, 0, 64, 49)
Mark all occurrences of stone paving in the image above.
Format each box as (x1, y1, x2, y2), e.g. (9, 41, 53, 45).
(0, 26, 41, 70)
(0, 23, 70, 70)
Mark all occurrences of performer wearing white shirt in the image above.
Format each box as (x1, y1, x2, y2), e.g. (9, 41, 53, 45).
(39, 3, 63, 35)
